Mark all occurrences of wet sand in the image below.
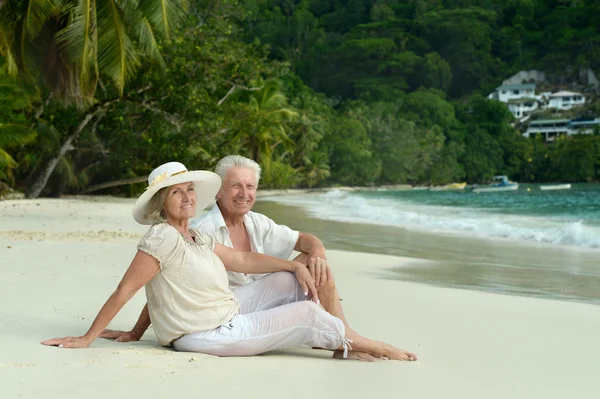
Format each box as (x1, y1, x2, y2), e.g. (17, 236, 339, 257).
(254, 200, 600, 305)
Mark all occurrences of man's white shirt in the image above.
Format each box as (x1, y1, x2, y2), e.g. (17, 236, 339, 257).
(191, 205, 299, 288)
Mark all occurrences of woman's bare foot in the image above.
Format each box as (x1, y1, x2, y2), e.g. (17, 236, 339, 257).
(382, 344, 417, 361)
(333, 350, 382, 362)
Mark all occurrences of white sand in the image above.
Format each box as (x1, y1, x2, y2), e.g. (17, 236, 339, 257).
(1, 198, 598, 399)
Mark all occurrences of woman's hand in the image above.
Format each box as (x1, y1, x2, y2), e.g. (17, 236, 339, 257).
(41, 336, 93, 349)
(99, 329, 141, 342)
(292, 261, 319, 304)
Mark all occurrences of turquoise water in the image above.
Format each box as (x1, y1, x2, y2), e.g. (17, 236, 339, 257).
(259, 184, 600, 304)
(369, 184, 600, 225)
(267, 184, 600, 249)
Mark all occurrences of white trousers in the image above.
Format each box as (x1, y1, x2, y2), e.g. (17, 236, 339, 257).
(171, 272, 347, 356)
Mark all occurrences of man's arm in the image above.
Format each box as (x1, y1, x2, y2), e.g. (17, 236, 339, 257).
(214, 244, 319, 301)
(295, 232, 327, 259)
(293, 233, 331, 286)
(98, 303, 151, 342)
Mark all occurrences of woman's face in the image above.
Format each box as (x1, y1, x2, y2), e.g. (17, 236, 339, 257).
(163, 182, 196, 221)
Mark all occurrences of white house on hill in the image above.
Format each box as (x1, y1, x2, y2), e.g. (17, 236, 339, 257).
(488, 83, 537, 103)
(523, 119, 570, 141)
(507, 98, 540, 119)
(488, 83, 540, 119)
(547, 91, 586, 110)
(523, 118, 600, 142)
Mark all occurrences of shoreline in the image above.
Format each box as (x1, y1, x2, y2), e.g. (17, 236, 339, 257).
(252, 198, 600, 306)
(3, 196, 599, 305)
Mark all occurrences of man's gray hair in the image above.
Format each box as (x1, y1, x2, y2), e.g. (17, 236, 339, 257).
(215, 155, 261, 185)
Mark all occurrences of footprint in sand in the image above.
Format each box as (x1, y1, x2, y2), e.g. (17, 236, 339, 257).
(0, 363, 37, 367)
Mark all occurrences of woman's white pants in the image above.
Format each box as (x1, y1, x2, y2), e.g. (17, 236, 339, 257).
(171, 272, 347, 356)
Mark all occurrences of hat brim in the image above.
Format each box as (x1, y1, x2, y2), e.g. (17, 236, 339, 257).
(132, 171, 221, 225)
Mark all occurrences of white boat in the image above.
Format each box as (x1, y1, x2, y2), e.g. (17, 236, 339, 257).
(473, 176, 519, 193)
(539, 183, 571, 191)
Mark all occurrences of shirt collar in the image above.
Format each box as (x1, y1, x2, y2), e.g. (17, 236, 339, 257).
(211, 203, 254, 232)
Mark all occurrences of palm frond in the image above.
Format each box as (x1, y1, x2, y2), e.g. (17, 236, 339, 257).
(139, 0, 188, 39)
(0, 148, 18, 169)
(96, 0, 140, 94)
(0, 30, 18, 75)
(55, 0, 96, 98)
(138, 17, 165, 66)
(0, 123, 37, 148)
(56, 155, 79, 187)
(19, 0, 61, 69)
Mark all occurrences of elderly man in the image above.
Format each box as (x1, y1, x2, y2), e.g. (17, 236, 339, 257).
(100, 155, 416, 361)
(192, 155, 348, 322)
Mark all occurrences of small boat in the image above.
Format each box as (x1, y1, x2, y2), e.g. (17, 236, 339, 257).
(539, 183, 571, 191)
(473, 176, 519, 193)
(429, 182, 467, 191)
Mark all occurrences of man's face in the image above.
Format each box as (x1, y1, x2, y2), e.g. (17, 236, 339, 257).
(217, 167, 257, 218)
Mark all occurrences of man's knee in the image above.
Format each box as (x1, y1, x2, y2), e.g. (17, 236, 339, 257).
(270, 271, 301, 293)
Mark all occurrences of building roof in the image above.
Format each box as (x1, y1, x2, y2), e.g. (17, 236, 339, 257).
(496, 83, 536, 91)
(529, 119, 570, 125)
(568, 120, 600, 127)
(507, 97, 539, 104)
(550, 90, 583, 97)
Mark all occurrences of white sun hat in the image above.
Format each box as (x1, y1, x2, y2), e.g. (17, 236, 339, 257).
(132, 162, 221, 225)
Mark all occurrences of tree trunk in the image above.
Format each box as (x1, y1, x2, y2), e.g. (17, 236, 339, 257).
(81, 176, 148, 194)
(25, 113, 96, 199)
(0, 180, 11, 196)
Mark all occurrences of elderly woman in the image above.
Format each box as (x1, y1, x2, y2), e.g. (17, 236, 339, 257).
(42, 162, 416, 361)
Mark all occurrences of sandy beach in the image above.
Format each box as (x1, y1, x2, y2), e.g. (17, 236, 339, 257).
(1, 197, 599, 399)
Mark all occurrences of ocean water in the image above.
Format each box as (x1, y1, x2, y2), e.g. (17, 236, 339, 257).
(257, 184, 600, 304)
(266, 184, 600, 249)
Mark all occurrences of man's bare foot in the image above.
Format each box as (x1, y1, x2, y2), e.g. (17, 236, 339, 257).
(333, 350, 382, 362)
(382, 344, 418, 361)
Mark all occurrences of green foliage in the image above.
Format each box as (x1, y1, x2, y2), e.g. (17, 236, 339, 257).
(0, 73, 38, 181)
(0, 0, 188, 106)
(321, 106, 381, 185)
(260, 160, 302, 188)
(4, 0, 600, 195)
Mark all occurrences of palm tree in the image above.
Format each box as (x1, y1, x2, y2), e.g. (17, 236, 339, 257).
(0, 0, 188, 197)
(236, 79, 298, 173)
(0, 79, 37, 183)
(0, 123, 37, 182)
(0, 0, 187, 106)
(300, 151, 330, 188)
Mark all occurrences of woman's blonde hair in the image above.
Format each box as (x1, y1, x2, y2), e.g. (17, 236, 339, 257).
(143, 187, 169, 223)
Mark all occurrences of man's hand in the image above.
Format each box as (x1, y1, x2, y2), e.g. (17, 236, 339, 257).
(99, 329, 142, 343)
(292, 261, 319, 304)
(307, 256, 332, 287)
(41, 335, 93, 349)
(307, 244, 327, 260)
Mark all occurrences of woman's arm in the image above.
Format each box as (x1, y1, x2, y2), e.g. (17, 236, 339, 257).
(214, 243, 298, 274)
(42, 250, 160, 348)
(98, 303, 151, 343)
(213, 244, 319, 302)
